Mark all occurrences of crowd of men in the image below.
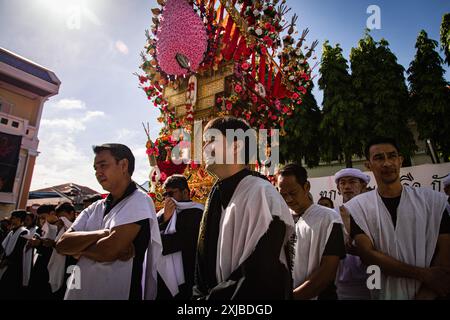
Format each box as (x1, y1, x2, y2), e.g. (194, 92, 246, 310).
(0, 116, 449, 300)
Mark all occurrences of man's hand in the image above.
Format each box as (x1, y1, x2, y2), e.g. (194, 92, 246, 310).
(339, 206, 351, 235)
(420, 266, 450, 297)
(54, 219, 65, 232)
(42, 239, 56, 248)
(28, 238, 41, 248)
(163, 198, 176, 223)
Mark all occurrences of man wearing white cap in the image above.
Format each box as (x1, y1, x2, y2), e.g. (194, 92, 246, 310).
(334, 168, 371, 300)
(344, 137, 450, 300)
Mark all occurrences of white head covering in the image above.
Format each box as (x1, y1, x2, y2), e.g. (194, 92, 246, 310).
(334, 168, 370, 185)
(443, 174, 450, 188)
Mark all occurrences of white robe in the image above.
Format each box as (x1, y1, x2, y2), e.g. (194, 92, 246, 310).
(216, 176, 295, 283)
(47, 217, 73, 293)
(22, 225, 38, 286)
(0, 226, 28, 280)
(156, 199, 204, 297)
(292, 204, 343, 299)
(64, 189, 162, 300)
(344, 186, 447, 300)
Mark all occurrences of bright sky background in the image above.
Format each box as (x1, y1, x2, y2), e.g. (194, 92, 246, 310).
(0, 0, 449, 192)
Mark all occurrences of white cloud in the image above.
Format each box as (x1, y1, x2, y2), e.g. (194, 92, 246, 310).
(115, 40, 129, 55)
(117, 128, 139, 141)
(50, 99, 86, 110)
(40, 109, 105, 133)
(30, 100, 106, 191)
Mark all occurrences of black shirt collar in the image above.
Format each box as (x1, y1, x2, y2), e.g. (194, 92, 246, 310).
(216, 168, 253, 208)
(104, 181, 137, 216)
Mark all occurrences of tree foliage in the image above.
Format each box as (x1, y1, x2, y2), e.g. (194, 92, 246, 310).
(440, 13, 450, 66)
(280, 84, 322, 167)
(319, 41, 366, 167)
(408, 30, 450, 161)
(350, 31, 416, 159)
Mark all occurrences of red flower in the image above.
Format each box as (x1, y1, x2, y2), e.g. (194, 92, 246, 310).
(216, 97, 223, 104)
(241, 62, 250, 71)
(263, 36, 273, 47)
(292, 92, 299, 100)
(226, 102, 233, 111)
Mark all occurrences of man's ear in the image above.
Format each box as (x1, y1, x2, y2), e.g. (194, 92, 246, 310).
(399, 155, 404, 167)
(364, 160, 371, 170)
(304, 181, 311, 193)
(121, 159, 129, 174)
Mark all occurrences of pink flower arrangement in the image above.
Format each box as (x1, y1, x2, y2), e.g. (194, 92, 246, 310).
(156, 0, 208, 76)
(234, 84, 243, 93)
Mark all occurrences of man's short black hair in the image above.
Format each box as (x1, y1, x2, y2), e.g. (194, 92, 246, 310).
(278, 163, 308, 185)
(204, 116, 253, 164)
(37, 204, 56, 215)
(93, 143, 135, 175)
(11, 210, 27, 222)
(364, 137, 400, 160)
(55, 202, 75, 214)
(163, 174, 190, 193)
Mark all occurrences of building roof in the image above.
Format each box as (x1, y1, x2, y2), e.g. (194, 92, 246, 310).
(0, 47, 60, 97)
(31, 183, 100, 196)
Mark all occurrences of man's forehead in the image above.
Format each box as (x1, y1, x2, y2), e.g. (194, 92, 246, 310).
(339, 176, 360, 181)
(370, 143, 397, 154)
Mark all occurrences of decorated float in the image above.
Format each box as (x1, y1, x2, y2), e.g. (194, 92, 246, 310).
(137, 0, 317, 208)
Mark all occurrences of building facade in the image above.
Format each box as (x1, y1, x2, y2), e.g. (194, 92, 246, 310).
(0, 47, 60, 217)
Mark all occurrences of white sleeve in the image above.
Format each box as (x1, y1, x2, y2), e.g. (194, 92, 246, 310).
(71, 202, 100, 231)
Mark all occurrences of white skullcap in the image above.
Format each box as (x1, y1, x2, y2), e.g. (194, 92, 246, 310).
(443, 174, 450, 187)
(334, 168, 371, 185)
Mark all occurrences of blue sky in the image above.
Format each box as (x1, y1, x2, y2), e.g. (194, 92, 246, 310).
(0, 0, 449, 192)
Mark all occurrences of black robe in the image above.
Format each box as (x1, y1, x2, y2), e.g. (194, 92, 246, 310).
(0, 228, 28, 300)
(193, 169, 293, 300)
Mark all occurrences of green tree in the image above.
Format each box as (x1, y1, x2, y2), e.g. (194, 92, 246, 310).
(350, 31, 416, 160)
(408, 30, 450, 162)
(440, 13, 450, 66)
(318, 41, 366, 167)
(280, 84, 322, 167)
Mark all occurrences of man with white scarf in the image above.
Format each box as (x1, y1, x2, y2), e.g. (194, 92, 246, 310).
(27, 204, 59, 299)
(56, 143, 162, 300)
(156, 174, 203, 299)
(278, 163, 346, 300)
(334, 168, 371, 300)
(344, 137, 450, 300)
(47, 202, 77, 299)
(22, 212, 37, 290)
(0, 210, 28, 299)
(194, 116, 295, 300)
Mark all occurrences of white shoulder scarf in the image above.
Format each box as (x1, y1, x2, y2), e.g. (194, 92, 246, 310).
(292, 204, 343, 299)
(47, 217, 73, 293)
(156, 199, 204, 297)
(344, 186, 447, 300)
(64, 189, 162, 300)
(0, 226, 28, 280)
(22, 225, 38, 286)
(216, 176, 295, 283)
